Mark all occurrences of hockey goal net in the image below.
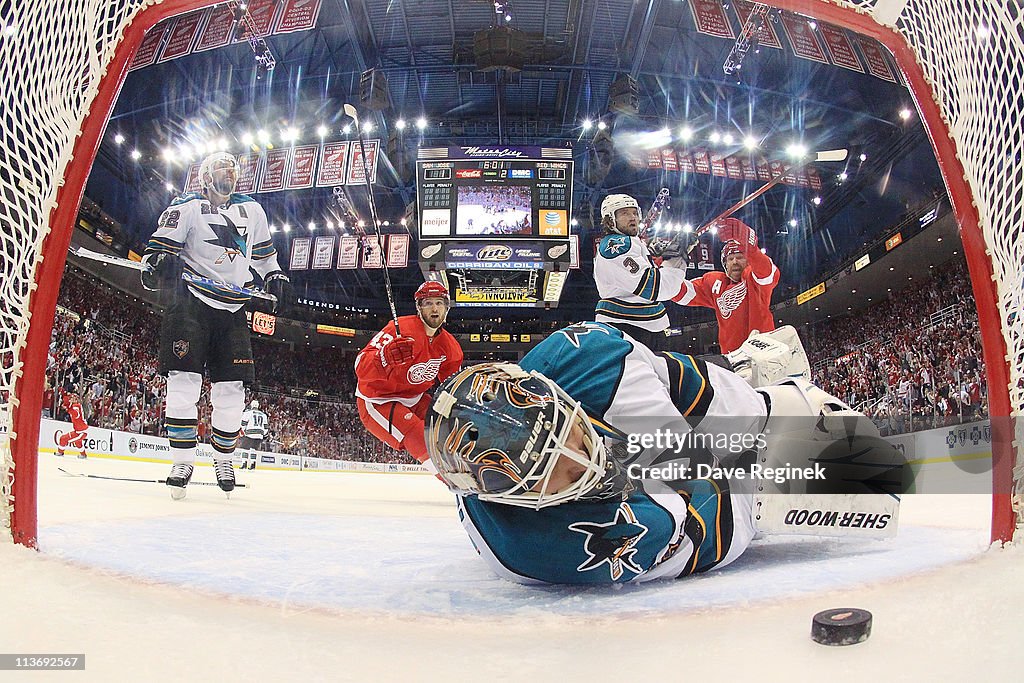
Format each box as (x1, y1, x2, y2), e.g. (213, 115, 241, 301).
(1, 0, 1022, 546)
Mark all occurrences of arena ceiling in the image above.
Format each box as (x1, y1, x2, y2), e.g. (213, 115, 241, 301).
(83, 0, 952, 325)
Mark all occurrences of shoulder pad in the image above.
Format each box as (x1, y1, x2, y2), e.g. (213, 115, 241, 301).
(598, 234, 633, 258)
(229, 193, 257, 205)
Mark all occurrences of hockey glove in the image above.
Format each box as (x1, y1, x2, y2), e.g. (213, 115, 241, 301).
(264, 272, 291, 315)
(381, 335, 416, 368)
(716, 218, 758, 250)
(140, 252, 180, 291)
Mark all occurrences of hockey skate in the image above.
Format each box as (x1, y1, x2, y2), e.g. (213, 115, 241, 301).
(213, 458, 235, 494)
(166, 462, 194, 500)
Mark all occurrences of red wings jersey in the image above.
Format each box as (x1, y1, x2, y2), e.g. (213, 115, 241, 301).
(67, 401, 88, 431)
(355, 314, 464, 405)
(673, 249, 780, 353)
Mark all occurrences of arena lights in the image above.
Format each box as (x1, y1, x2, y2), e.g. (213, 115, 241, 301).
(785, 142, 807, 158)
(789, 218, 798, 227)
(130, 149, 141, 161)
(164, 182, 174, 191)
(307, 221, 316, 231)
(812, 196, 822, 205)
(416, 117, 428, 131)
(683, 223, 693, 233)
(361, 120, 375, 133)
(257, 129, 271, 145)
(721, 133, 734, 145)
(341, 124, 352, 134)
(709, 131, 721, 144)
(281, 127, 299, 142)
(282, 223, 291, 233)
(581, 119, 593, 130)
(241, 132, 255, 146)
(113, 133, 125, 145)
(395, 119, 407, 130)
(678, 126, 693, 141)
(597, 120, 607, 131)
(326, 220, 334, 230)
(743, 135, 758, 150)
(161, 147, 176, 162)
(899, 108, 913, 121)
(838, 171, 849, 181)
(316, 125, 328, 137)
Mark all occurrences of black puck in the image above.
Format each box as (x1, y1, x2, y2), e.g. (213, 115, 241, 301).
(811, 608, 872, 645)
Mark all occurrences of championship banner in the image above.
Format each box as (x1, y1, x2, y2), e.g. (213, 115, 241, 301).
(819, 23, 864, 72)
(183, 163, 202, 193)
(361, 235, 384, 269)
(347, 139, 380, 185)
(739, 157, 757, 181)
(311, 235, 335, 269)
(386, 234, 410, 268)
(687, 0, 735, 39)
(129, 22, 168, 70)
(195, 5, 235, 52)
(157, 10, 206, 63)
(857, 36, 897, 82)
(695, 242, 714, 270)
(286, 144, 318, 189)
(724, 155, 744, 180)
(289, 237, 312, 270)
(276, 0, 323, 33)
(233, 0, 279, 43)
(259, 148, 290, 192)
(733, 0, 782, 49)
(692, 150, 711, 174)
(316, 141, 349, 186)
(235, 153, 261, 194)
(646, 149, 663, 169)
(780, 15, 828, 64)
(569, 234, 580, 269)
(677, 150, 695, 174)
(710, 153, 728, 177)
(661, 148, 679, 172)
(336, 236, 359, 269)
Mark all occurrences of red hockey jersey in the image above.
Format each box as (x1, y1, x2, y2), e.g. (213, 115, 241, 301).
(355, 314, 464, 405)
(66, 399, 88, 431)
(673, 249, 780, 353)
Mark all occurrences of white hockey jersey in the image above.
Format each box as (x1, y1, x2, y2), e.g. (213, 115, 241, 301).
(146, 192, 283, 312)
(593, 233, 687, 331)
(240, 408, 269, 440)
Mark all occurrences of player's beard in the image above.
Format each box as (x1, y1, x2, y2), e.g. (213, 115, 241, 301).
(210, 175, 237, 196)
(419, 308, 447, 332)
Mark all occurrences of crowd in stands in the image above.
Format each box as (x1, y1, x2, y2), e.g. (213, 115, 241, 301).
(805, 258, 987, 434)
(42, 254, 989, 465)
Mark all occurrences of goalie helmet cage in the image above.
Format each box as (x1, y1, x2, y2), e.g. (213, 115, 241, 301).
(0, 0, 1021, 547)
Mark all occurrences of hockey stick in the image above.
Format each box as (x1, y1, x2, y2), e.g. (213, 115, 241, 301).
(69, 246, 277, 303)
(57, 466, 250, 488)
(637, 187, 670, 241)
(343, 103, 402, 335)
(689, 148, 848, 250)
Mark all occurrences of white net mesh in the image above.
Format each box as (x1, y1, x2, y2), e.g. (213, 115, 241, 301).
(0, 0, 1022, 537)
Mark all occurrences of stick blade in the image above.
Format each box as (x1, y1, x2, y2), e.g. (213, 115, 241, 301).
(814, 149, 848, 162)
(343, 103, 358, 119)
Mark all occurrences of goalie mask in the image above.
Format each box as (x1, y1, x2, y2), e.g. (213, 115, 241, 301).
(600, 194, 641, 235)
(199, 152, 238, 196)
(426, 363, 629, 509)
(250, 400, 259, 410)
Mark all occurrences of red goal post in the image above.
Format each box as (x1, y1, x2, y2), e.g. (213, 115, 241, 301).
(1, 0, 1020, 547)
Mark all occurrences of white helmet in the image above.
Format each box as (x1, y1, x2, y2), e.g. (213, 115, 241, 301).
(250, 399, 260, 410)
(199, 152, 238, 196)
(600, 194, 640, 234)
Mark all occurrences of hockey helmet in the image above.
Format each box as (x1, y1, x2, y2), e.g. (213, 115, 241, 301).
(600, 194, 641, 234)
(414, 280, 450, 304)
(426, 363, 628, 509)
(199, 152, 238, 196)
(721, 239, 744, 268)
(250, 399, 260, 410)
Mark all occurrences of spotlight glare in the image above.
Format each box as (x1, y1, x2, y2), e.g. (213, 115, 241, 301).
(812, 196, 822, 205)
(241, 132, 255, 146)
(722, 133, 734, 145)
(362, 120, 375, 133)
(679, 126, 693, 141)
(130, 149, 142, 160)
(416, 117, 428, 130)
(709, 131, 721, 144)
(899, 108, 913, 121)
(395, 119, 407, 130)
(789, 218, 798, 227)
(838, 171, 849, 181)
(317, 125, 328, 137)
(597, 120, 607, 131)
(165, 182, 175, 192)
(682, 223, 693, 233)
(785, 143, 807, 158)
(581, 119, 593, 130)
(743, 135, 757, 150)
(113, 133, 125, 145)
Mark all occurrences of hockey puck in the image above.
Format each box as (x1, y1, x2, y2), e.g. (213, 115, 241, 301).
(811, 608, 872, 646)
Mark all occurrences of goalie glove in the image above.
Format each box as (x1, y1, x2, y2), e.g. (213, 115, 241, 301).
(725, 326, 811, 388)
(140, 252, 180, 291)
(264, 272, 291, 315)
(381, 335, 416, 368)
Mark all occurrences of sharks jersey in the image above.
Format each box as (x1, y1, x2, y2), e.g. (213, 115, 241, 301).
(453, 321, 763, 584)
(146, 192, 282, 312)
(240, 408, 269, 440)
(458, 470, 755, 584)
(593, 234, 687, 332)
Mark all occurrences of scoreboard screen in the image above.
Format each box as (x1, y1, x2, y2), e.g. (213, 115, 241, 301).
(417, 147, 573, 240)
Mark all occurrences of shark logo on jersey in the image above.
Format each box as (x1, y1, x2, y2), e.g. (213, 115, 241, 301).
(557, 321, 613, 348)
(603, 235, 629, 256)
(206, 213, 248, 264)
(569, 502, 648, 580)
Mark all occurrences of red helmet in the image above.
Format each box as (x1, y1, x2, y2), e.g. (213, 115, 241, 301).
(415, 281, 449, 303)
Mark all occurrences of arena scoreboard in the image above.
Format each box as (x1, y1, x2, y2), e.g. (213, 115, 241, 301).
(416, 145, 573, 307)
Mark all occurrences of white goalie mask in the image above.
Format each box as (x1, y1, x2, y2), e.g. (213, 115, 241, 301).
(600, 194, 641, 234)
(199, 152, 238, 196)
